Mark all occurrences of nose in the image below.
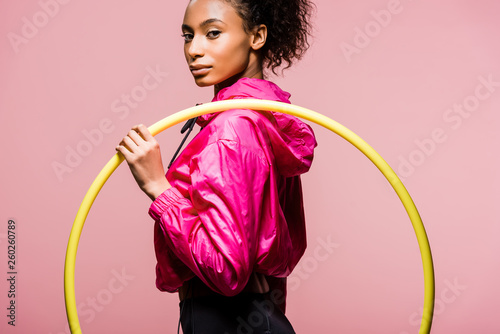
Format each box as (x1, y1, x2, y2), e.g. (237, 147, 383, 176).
(187, 35, 204, 60)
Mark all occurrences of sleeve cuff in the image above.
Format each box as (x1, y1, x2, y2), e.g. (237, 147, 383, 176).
(148, 187, 184, 221)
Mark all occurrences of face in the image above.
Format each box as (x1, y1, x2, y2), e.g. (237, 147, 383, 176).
(181, 0, 262, 89)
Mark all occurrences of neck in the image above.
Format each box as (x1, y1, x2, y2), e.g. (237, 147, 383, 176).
(214, 72, 263, 95)
(214, 57, 264, 95)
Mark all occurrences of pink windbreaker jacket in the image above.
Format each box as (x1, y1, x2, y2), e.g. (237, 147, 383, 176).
(148, 77, 317, 299)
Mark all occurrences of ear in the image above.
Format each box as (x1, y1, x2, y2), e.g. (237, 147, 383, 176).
(249, 24, 267, 51)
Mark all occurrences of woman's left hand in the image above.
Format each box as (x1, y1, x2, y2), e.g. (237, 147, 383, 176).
(116, 124, 171, 200)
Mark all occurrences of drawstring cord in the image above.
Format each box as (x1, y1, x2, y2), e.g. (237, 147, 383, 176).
(167, 116, 199, 169)
(168, 102, 203, 170)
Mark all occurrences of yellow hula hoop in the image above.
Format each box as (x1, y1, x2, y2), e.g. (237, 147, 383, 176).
(64, 99, 435, 333)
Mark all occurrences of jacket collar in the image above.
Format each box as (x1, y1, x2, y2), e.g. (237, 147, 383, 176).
(196, 77, 291, 127)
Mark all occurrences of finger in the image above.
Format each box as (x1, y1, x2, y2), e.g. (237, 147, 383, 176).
(127, 129, 146, 145)
(122, 136, 139, 152)
(117, 138, 131, 151)
(134, 124, 155, 142)
(115, 144, 132, 159)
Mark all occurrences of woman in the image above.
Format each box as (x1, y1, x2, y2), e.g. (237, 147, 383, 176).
(116, 0, 317, 332)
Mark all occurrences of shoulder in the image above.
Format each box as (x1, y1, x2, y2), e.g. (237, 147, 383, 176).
(190, 110, 271, 172)
(205, 109, 271, 145)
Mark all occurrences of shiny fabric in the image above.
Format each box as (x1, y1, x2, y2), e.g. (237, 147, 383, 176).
(148, 77, 317, 300)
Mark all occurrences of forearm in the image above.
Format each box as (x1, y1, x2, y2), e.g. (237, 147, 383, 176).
(144, 178, 172, 201)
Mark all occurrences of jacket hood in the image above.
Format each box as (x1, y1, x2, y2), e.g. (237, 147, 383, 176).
(197, 77, 317, 177)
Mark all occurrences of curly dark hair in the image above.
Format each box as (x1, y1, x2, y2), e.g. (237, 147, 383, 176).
(224, 0, 316, 76)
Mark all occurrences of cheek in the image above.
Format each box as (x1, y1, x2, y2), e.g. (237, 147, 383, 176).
(217, 38, 250, 67)
(184, 45, 190, 62)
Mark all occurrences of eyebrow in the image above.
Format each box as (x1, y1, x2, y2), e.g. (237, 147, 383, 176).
(182, 18, 226, 31)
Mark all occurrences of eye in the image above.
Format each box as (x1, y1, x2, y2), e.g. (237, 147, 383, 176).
(207, 30, 221, 39)
(181, 33, 193, 42)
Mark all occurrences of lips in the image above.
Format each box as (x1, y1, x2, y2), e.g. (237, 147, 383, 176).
(190, 64, 211, 76)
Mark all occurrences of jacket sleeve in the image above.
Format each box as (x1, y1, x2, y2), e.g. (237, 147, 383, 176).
(149, 122, 271, 296)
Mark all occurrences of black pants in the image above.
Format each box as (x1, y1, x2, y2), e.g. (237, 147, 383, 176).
(178, 292, 296, 334)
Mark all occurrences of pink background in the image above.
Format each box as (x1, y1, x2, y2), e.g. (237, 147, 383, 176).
(1, 0, 499, 333)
